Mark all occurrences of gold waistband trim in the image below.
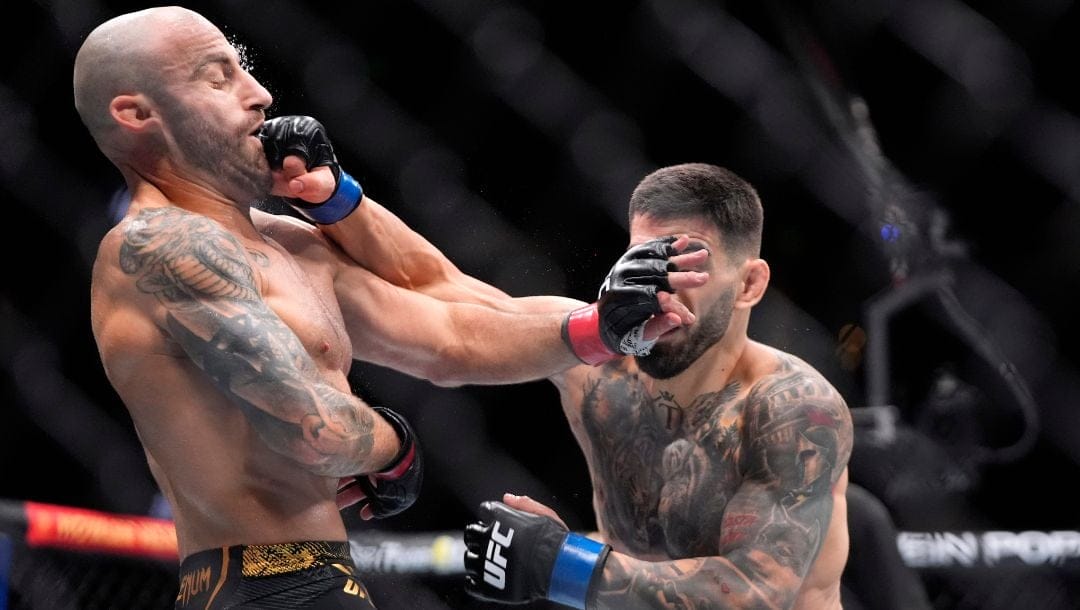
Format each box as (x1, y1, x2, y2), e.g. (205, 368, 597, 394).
(241, 541, 351, 578)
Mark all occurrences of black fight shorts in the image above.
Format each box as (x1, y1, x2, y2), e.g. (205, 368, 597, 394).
(174, 540, 376, 609)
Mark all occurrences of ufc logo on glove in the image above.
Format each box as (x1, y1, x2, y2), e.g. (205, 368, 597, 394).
(465, 501, 612, 609)
(483, 521, 514, 589)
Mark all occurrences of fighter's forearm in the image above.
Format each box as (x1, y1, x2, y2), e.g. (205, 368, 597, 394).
(463, 503, 802, 610)
(320, 197, 590, 312)
(165, 306, 393, 477)
(413, 303, 583, 387)
(320, 196, 472, 292)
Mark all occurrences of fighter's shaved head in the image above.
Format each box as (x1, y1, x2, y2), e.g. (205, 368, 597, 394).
(73, 6, 215, 156)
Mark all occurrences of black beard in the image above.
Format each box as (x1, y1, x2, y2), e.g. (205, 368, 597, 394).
(635, 287, 735, 379)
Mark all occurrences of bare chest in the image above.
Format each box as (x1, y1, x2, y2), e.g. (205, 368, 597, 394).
(576, 374, 746, 558)
(251, 245, 351, 373)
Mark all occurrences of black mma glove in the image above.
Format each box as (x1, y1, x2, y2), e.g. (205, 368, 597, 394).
(464, 501, 611, 609)
(259, 115, 364, 224)
(337, 407, 423, 519)
(562, 235, 678, 365)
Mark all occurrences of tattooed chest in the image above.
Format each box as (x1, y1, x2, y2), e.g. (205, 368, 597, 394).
(580, 376, 745, 558)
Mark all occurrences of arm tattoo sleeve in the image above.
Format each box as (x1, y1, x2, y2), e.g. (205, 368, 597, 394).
(119, 208, 376, 475)
(591, 363, 853, 609)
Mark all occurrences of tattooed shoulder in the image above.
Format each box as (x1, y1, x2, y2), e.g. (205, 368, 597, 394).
(741, 353, 853, 484)
(118, 207, 262, 305)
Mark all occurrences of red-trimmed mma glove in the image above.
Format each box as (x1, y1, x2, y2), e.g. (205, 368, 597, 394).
(336, 407, 423, 520)
(259, 115, 364, 224)
(464, 501, 611, 609)
(563, 236, 678, 365)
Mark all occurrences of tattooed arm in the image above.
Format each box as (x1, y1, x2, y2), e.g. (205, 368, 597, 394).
(112, 207, 396, 477)
(591, 371, 853, 610)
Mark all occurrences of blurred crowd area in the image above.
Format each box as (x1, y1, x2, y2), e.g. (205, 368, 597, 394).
(2, 1, 1080, 607)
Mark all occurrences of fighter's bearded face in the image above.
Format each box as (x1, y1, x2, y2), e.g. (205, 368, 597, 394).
(153, 18, 273, 203)
(628, 213, 740, 379)
(636, 285, 735, 379)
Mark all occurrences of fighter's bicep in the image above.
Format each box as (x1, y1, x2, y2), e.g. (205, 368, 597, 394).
(334, 263, 460, 376)
(718, 479, 833, 576)
(720, 375, 853, 577)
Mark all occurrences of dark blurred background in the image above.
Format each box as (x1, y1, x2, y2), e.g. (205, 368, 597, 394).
(3, 1, 1080, 608)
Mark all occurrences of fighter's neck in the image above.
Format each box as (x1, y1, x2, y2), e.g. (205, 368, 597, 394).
(638, 332, 754, 403)
(126, 177, 259, 236)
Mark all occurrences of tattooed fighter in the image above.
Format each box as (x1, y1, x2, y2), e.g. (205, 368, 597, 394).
(458, 164, 854, 609)
(75, 7, 703, 609)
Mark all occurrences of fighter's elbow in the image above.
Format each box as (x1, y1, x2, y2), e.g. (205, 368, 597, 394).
(412, 343, 476, 388)
(421, 344, 518, 387)
(420, 360, 465, 387)
(428, 374, 468, 388)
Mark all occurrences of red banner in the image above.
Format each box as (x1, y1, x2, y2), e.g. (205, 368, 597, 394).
(23, 501, 178, 561)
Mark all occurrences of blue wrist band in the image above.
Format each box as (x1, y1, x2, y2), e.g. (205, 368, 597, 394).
(548, 533, 607, 609)
(295, 170, 363, 224)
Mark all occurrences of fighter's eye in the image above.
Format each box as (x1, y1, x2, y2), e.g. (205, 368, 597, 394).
(202, 63, 232, 89)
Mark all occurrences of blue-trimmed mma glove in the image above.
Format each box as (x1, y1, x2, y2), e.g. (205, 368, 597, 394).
(464, 501, 611, 609)
(259, 115, 364, 224)
(562, 236, 678, 365)
(336, 407, 423, 520)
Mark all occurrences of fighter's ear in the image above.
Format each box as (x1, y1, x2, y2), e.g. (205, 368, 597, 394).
(735, 258, 770, 309)
(109, 93, 157, 132)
